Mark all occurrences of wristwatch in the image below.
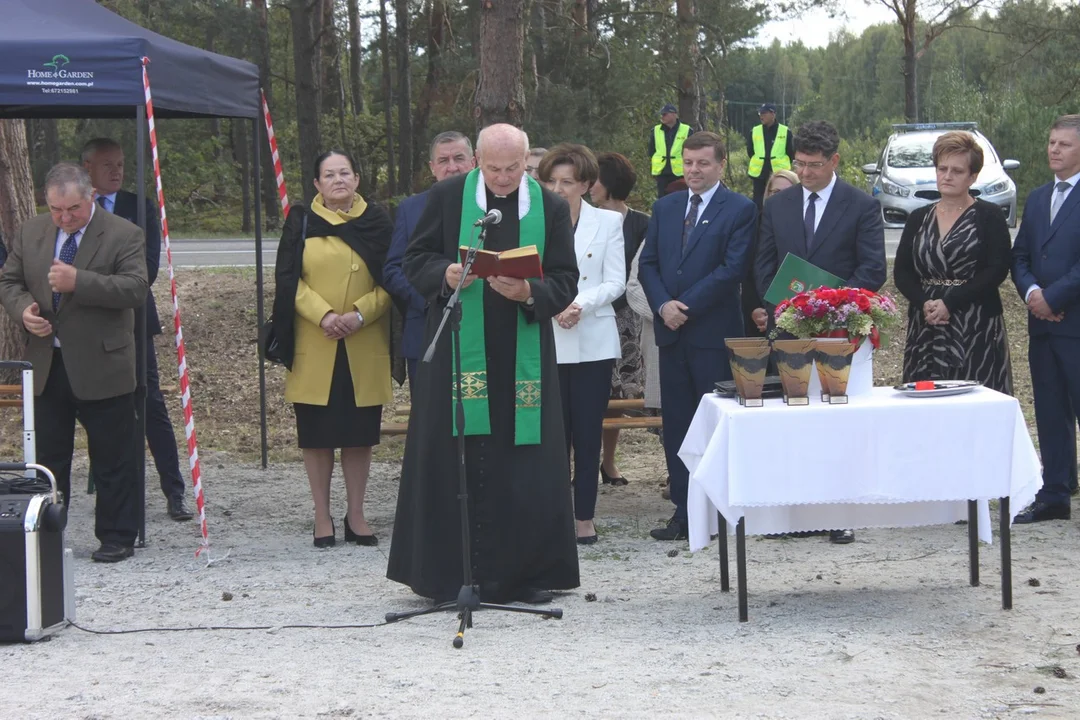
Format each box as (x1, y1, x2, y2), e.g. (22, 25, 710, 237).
(522, 296, 535, 309)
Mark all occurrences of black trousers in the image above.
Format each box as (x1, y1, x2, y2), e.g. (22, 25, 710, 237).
(1029, 334, 1080, 506)
(37, 349, 139, 546)
(559, 359, 615, 522)
(752, 174, 769, 210)
(88, 337, 185, 501)
(654, 173, 679, 198)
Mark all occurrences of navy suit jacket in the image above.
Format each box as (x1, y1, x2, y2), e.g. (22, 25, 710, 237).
(384, 190, 429, 360)
(755, 178, 886, 300)
(113, 189, 163, 336)
(1011, 179, 1080, 338)
(638, 185, 757, 348)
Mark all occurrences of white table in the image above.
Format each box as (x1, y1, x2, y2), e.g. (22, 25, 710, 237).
(679, 387, 1042, 621)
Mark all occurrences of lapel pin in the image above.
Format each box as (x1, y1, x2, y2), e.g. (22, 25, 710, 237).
(702, 219, 709, 225)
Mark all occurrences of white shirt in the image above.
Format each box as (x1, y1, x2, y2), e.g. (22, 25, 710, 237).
(1025, 170, 1080, 301)
(684, 181, 721, 219)
(802, 173, 837, 233)
(96, 191, 118, 214)
(52, 203, 94, 347)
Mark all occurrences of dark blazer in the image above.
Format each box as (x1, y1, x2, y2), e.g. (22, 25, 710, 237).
(894, 200, 1011, 317)
(0, 230, 7, 267)
(1012, 179, 1080, 338)
(0, 209, 148, 398)
(383, 190, 429, 360)
(755, 178, 887, 298)
(638, 185, 757, 348)
(113, 190, 162, 335)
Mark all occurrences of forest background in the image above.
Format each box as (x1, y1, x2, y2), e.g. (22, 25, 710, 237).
(3, 0, 1080, 236)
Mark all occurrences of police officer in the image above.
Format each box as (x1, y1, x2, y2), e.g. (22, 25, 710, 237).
(746, 103, 793, 209)
(648, 104, 693, 198)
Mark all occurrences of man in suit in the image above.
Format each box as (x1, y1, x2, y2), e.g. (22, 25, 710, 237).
(383, 131, 476, 387)
(754, 120, 887, 544)
(0, 163, 148, 562)
(1011, 114, 1080, 524)
(639, 132, 757, 541)
(82, 138, 193, 521)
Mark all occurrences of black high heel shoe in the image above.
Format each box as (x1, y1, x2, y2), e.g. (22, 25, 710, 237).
(313, 520, 336, 548)
(600, 466, 628, 487)
(344, 516, 378, 546)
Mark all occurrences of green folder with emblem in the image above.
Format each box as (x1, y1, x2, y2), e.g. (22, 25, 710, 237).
(763, 252, 845, 305)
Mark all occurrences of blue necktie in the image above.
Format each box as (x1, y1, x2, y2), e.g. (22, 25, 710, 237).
(682, 194, 702, 253)
(53, 231, 79, 311)
(804, 192, 819, 251)
(97, 195, 109, 212)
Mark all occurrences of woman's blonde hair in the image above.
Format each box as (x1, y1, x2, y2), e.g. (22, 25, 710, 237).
(765, 169, 799, 196)
(932, 131, 984, 175)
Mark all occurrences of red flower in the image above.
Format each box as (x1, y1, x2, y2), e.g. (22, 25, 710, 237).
(855, 294, 871, 312)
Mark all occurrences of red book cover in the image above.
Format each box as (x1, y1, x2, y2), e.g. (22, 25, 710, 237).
(458, 244, 543, 280)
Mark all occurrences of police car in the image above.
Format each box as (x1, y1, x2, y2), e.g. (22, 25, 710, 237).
(861, 122, 1020, 228)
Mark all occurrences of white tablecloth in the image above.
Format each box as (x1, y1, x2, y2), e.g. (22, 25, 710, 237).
(680, 387, 1042, 551)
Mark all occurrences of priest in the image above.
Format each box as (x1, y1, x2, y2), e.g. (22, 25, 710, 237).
(387, 124, 581, 605)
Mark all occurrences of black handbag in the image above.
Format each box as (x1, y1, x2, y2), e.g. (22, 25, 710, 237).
(258, 319, 284, 365)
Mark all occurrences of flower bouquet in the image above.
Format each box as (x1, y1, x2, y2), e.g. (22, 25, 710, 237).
(772, 287, 900, 349)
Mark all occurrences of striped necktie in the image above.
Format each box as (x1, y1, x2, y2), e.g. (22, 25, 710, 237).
(53, 230, 80, 311)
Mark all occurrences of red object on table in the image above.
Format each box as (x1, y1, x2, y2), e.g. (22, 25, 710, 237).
(914, 381, 936, 391)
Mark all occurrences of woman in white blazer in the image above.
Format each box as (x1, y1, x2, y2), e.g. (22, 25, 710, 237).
(538, 143, 625, 544)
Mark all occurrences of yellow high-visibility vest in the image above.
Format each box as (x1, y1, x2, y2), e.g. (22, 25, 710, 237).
(651, 122, 691, 176)
(748, 123, 791, 178)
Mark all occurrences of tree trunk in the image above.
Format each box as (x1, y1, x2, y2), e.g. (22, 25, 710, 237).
(0, 120, 35, 374)
(252, 0, 280, 226)
(903, 32, 918, 122)
(395, 0, 414, 193)
(320, 0, 342, 116)
(347, 0, 366, 114)
(475, 0, 526, 131)
(290, 0, 323, 203)
(414, 0, 450, 165)
(379, 0, 397, 195)
(675, 0, 700, 128)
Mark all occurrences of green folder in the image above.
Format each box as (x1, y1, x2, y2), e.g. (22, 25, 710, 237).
(763, 252, 845, 305)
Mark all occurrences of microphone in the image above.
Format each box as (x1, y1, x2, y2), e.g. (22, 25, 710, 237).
(473, 208, 502, 227)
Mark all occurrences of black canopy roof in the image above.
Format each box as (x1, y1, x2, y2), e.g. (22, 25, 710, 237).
(0, 0, 260, 119)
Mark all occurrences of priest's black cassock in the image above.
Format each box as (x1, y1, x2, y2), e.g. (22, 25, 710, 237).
(387, 173, 581, 603)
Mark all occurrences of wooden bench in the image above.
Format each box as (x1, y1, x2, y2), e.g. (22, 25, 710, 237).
(381, 398, 661, 436)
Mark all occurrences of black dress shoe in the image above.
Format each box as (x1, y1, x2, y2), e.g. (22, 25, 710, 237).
(650, 517, 688, 541)
(577, 534, 598, 545)
(343, 516, 378, 546)
(92, 543, 134, 563)
(515, 587, 554, 605)
(829, 529, 855, 544)
(313, 520, 336, 548)
(167, 497, 194, 521)
(600, 466, 628, 486)
(1014, 501, 1071, 524)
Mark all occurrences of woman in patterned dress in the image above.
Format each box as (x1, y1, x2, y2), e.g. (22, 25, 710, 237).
(893, 131, 1013, 394)
(590, 152, 650, 486)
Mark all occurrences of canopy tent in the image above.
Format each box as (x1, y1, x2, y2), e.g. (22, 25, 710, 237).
(0, 0, 272, 546)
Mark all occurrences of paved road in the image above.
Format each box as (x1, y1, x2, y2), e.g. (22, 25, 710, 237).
(170, 227, 1020, 268)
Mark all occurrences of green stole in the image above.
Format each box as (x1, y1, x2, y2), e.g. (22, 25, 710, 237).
(454, 169, 545, 445)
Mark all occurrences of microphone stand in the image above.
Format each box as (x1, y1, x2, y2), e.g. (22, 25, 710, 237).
(385, 220, 563, 648)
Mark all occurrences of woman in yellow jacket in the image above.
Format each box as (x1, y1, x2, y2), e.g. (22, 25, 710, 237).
(273, 150, 393, 548)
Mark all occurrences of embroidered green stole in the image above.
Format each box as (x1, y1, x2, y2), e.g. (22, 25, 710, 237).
(454, 169, 545, 445)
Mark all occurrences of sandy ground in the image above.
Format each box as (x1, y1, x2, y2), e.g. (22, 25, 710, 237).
(3, 445, 1080, 720)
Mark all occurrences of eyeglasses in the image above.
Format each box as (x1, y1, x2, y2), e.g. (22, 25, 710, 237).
(526, 165, 538, 173)
(791, 159, 830, 170)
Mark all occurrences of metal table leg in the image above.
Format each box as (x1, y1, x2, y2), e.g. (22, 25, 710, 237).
(1000, 497, 1012, 610)
(718, 511, 730, 592)
(968, 500, 979, 586)
(736, 517, 748, 622)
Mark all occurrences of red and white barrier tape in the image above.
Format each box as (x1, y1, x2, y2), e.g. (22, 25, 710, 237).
(141, 58, 220, 563)
(262, 90, 290, 216)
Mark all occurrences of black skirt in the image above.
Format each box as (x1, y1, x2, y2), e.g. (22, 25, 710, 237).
(294, 340, 382, 449)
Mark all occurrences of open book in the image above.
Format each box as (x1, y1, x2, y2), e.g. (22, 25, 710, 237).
(458, 244, 543, 280)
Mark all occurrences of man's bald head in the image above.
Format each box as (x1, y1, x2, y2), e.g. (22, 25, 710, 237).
(476, 124, 530, 196)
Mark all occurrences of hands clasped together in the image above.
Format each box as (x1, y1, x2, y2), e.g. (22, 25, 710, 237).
(320, 311, 364, 340)
(921, 298, 951, 326)
(1027, 288, 1065, 323)
(660, 299, 690, 331)
(21, 259, 78, 338)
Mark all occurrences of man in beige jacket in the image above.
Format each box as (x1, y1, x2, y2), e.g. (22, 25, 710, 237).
(0, 163, 147, 563)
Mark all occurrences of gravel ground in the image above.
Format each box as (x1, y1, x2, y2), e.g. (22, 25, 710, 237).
(3, 448, 1080, 719)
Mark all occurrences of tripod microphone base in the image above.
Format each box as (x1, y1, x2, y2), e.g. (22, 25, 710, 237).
(385, 584, 563, 647)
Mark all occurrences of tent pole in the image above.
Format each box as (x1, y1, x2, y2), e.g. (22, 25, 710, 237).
(253, 107, 268, 469)
(135, 103, 148, 547)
